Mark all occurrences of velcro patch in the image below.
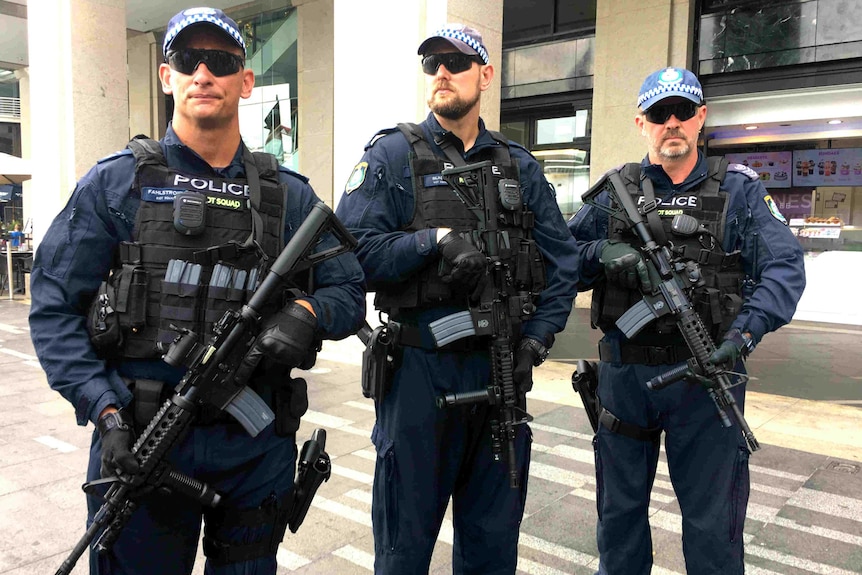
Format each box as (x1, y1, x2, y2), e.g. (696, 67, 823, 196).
(763, 195, 788, 225)
(345, 162, 368, 194)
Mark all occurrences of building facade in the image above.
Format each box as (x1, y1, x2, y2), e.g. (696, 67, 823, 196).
(3, 0, 862, 322)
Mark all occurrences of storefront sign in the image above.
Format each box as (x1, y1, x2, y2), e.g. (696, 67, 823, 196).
(725, 152, 792, 188)
(792, 148, 862, 186)
(769, 191, 813, 219)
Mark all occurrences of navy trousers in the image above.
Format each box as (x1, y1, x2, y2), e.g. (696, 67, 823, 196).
(86, 422, 296, 575)
(593, 359, 750, 575)
(371, 346, 531, 574)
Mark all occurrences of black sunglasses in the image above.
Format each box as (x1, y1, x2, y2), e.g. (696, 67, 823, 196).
(422, 53, 483, 75)
(644, 102, 700, 124)
(166, 48, 245, 77)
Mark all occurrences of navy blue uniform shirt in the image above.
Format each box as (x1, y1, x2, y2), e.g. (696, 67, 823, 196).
(568, 152, 806, 344)
(335, 113, 579, 348)
(30, 126, 365, 426)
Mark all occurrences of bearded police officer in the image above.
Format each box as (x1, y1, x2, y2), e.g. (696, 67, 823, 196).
(336, 24, 579, 575)
(29, 7, 364, 574)
(568, 67, 806, 574)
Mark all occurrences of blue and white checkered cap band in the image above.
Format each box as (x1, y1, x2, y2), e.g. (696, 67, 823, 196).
(163, 11, 245, 56)
(434, 28, 489, 64)
(637, 82, 703, 108)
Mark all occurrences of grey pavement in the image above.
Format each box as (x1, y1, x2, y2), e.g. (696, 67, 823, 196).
(1, 295, 861, 574)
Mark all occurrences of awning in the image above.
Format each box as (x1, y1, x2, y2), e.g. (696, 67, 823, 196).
(0, 152, 31, 186)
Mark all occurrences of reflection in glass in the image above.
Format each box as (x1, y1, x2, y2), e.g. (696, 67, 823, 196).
(698, 0, 862, 74)
(533, 149, 590, 219)
(235, 7, 299, 170)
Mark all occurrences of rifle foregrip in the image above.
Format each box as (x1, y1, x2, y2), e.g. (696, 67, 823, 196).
(437, 388, 497, 408)
(646, 361, 692, 390)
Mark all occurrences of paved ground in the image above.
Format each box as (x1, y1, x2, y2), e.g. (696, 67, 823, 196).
(1, 295, 861, 575)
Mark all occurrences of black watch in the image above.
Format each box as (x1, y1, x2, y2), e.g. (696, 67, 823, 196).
(519, 338, 549, 366)
(97, 410, 132, 437)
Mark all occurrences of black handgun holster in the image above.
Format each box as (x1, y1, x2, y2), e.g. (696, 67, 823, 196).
(361, 324, 395, 401)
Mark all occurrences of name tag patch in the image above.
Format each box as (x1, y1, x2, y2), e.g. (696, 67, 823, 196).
(423, 173, 448, 187)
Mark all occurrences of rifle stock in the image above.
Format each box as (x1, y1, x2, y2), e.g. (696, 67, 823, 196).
(55, 202, 356, 575)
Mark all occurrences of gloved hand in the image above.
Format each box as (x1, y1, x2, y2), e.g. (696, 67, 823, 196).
(234, 301, 318, 385)
(600, 240, 653, 292)
(513, 338, 547, 396)
(438, 231, 486, 288)
(98, 409, 139, 479)
(708, 329, 752, 370)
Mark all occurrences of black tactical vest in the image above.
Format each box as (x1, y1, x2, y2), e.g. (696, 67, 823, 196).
(591, 157, 745, 342)
(109, 138, 288, 359)
(374, 123, 545, 314)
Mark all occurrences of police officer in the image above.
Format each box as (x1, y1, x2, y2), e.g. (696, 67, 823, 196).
(336, 24, 579, 575)
(568, 67, 806, 574)
(29, 7, 364, 574)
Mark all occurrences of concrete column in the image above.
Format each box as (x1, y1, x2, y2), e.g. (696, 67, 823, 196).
(27, 0, 128, 247)
(128, 32, 165, 140)
(295, 0, 335, 206)
(446, 0, 503, 130)
(590, 0, 694, 182)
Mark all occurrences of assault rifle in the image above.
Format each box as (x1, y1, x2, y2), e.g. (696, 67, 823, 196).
(584, 171, 760, 453)
(55, 202, 354, 575)
(429, 160, 536, 489)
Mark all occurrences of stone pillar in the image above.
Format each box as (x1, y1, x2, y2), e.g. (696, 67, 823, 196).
(446, 0, 503, 130)
(590, 0, 694, 182)
(27, 0, 129, 247)
(295, 0, 336, 206)
(128, 32, 165, 140)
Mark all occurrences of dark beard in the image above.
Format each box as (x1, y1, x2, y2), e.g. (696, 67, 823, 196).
(430, 91, 480, 121)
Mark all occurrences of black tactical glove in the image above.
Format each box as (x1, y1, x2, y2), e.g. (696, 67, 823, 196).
(600, 240, 653, 292)
(234, 301, 318, 386)
(708, 328, 753, 370)
(438, 231, 486, 288)
(513, 338, 548, 396)
(98, 409, 139, 479)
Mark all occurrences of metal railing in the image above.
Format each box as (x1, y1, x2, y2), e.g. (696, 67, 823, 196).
(0, 97, 21, 120)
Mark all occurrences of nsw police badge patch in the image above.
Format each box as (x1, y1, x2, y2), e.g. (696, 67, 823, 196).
(763, 195, 788, 225)
(345, 162, 368, 194)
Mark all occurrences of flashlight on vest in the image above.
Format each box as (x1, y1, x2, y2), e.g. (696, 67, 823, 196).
(173, 191, 207, 236)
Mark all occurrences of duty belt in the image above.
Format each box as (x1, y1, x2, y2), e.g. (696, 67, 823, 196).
(598, 341, 692, 366)
(389, 321, 489, 353)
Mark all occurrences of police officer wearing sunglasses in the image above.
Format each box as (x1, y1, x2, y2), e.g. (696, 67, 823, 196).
(29, 7, 365, 574)
(336, 23, 579, 575)
(568, 67, 806, 574)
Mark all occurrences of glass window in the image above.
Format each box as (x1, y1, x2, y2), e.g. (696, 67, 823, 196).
(698, 0, 862, 74)
(234, 7, 299, 170)
(501, 37, 595, 98)
(536, 111, 590, 145)
(533, 149, 590, 219)
(503, 0, 597, 44)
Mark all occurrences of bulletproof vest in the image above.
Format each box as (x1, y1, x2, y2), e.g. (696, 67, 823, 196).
(111, 138, 287, 358)
(374, 122, 545, 314)
(591, 157, 745, 342)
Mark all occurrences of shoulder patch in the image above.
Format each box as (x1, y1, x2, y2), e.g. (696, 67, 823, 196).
(96, 149, 133, 164)
(727, 163, 760, 180)
(345, 162, 368, 194)
(763, 195, 788, 225)
(277, 165, 309, 184)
